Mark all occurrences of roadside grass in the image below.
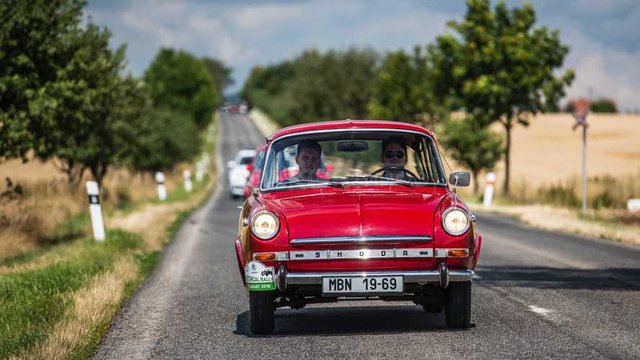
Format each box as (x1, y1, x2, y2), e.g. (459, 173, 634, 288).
(0, 230, 141, 359)
(0, 116, 218, 359)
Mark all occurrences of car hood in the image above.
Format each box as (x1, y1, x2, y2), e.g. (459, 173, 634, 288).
(265, 190, 445, 241)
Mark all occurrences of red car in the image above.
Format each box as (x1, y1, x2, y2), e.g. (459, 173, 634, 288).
(235, 120, 482, 334)
(243, 145, 267, 200)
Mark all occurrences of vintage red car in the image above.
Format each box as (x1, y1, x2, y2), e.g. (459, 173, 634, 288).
(235, 120, 482, 334)
(243, 145, 267, 200)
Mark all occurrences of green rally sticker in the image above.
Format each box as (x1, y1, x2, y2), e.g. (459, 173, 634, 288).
(245, 261, 276, 291)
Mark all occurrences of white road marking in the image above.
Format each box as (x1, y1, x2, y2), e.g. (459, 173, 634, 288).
(528, 305, 554, 317)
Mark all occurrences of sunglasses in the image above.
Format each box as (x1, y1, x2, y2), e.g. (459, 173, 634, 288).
(384, 151, 405, 159)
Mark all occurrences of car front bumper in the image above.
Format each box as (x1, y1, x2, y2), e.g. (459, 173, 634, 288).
(277, 263, 474, 292)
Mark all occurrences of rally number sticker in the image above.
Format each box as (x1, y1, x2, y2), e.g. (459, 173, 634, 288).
(245, 261, 276, 291)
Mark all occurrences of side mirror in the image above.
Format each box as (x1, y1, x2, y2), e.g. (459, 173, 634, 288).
(449, 171, 470, 187)
(227, 160, 235, 169)
(246, 163, 254, 173)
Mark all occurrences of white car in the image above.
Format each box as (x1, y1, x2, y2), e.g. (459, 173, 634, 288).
(227, 149, 257, 199)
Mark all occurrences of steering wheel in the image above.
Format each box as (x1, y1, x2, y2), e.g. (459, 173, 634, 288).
(370, 166, 419, 180)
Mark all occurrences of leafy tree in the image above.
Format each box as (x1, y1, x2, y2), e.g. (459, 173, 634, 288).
(240, 62, 295, 123)
(590, 99, 617, 113)
(368, 47, 446, 126)
(241, 48, 377, 127)
(0, 0, 86, 161)
(145, 48, 218, 128)
(430, 0, 574, 194)
(287, 48, 377, 125)
(201, 57, 233, 95)
(440, 117, 503, 194)
(44, 23, 134, 187)
(128, 107, 200, 172)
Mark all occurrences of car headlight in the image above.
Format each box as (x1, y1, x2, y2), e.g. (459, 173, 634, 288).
(442, 208, 470, 236)
(251, 211, 280, 240)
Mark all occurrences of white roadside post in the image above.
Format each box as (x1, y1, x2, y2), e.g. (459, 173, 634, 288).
(483, 172, 496, 208)
(86, 181, 105, 241)
(628, 199, 640, 212)
(195, 161, 204, 182)
(155, 171, 167, 201)
(183, 169, 193, 193)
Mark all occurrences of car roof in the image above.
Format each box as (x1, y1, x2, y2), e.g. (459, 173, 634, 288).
(268, 119, 434, 142)
(236, 149, 257, 158)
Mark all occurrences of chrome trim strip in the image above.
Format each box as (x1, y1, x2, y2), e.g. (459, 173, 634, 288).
(286, 248, 433, 261)
(286, 270, 474, 285)
(291, 235, 432, 245)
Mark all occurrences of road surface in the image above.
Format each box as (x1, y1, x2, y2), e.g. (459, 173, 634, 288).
(93, 113, 640, 360)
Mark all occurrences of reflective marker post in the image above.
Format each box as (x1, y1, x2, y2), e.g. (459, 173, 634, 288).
(155, 171, 167, 201)
(195, 161, 204, 182)
(86, 181, 105, 241)
(183, 169, 193, 193)
(483, 172, 496, 208)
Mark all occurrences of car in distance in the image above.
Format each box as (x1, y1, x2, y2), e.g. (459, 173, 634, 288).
(227, 149, 257, 199)
(235, 120, 482, 334)
(243, 145, 267, 200)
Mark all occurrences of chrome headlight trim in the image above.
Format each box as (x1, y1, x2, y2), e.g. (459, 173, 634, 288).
(441, 207, 471, 236)
(250, 210, 280, 240)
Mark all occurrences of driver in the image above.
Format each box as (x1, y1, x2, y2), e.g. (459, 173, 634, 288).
(381, 136, 410, 180)
(289, 140, 322, 181)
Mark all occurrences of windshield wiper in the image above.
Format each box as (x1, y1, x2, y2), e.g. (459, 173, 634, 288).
(366, 175, 415, 187)
(279, 179, 345, 188)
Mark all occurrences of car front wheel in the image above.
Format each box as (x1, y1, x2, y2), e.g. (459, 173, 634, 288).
(445, 281, 471, 328)
(249, 291, 275, 334)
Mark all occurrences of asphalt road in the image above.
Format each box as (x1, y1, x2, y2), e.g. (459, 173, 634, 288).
(93, 113, 640, 360)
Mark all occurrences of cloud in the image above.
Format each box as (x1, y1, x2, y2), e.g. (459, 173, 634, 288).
(84, 0, 640, 110)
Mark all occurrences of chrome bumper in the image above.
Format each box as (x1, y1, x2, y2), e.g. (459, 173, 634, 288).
(278, 264, 474, 291)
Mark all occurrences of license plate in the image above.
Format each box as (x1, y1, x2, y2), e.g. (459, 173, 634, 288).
(322, 276, 403, 295)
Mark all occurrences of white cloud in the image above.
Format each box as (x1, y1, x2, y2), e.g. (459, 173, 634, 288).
(561, 29, 640, 111)
(84, 0, 640, 110)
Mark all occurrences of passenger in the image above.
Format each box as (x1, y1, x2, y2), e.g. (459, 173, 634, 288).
(381, 137, 411, 180)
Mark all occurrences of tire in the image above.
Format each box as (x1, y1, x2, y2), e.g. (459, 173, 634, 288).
(445, 281, 471, 329)
(249, 291, 275, 334)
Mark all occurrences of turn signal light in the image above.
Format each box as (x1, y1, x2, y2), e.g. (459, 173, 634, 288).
(254, 252, 277, 261)
(447, 249, 469, 258)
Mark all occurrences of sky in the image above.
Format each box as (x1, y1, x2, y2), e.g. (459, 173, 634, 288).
(85, 0, 640, 111)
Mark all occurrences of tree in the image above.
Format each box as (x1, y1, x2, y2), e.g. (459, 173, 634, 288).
(128, 107, 200, 173)
(240, 48, 377, 127)
(240, 62, 296, 124)
(430, 0, 574, 194)
(201, 57, 233, 95)
(287, 48, 377, 125)
(145, 49, 218, 128)
(0, 0, 86, 161)
(45, 24, 135, 187)
(368, 47, 446, 126)
(440, 117, 503, 194)
(590, 98, 617, 113)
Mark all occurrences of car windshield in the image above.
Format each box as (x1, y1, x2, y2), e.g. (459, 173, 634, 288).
(239, 156, 254, 165)
(261, 130, 446, 190)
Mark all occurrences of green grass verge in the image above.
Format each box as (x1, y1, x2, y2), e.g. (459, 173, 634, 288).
(0, 116, 218, 359)
(0, 230, 142, 359)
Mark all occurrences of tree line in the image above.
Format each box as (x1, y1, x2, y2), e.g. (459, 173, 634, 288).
(0, 0, 232, 187)
(241, 0, 575, 194)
